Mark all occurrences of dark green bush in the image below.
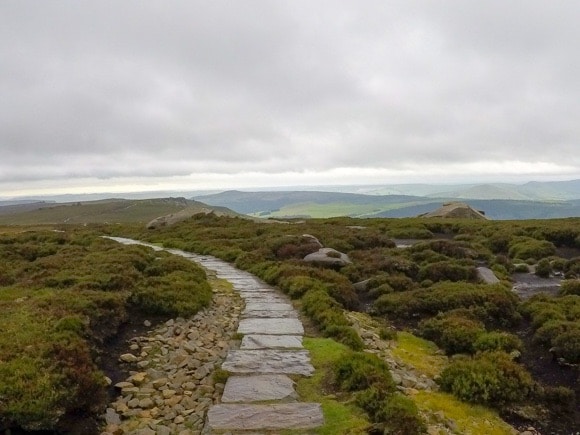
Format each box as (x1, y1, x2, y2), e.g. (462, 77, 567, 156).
(419, 313, 485, 355)
(535, 258, 552, 278)
(473, 331, 523, 354)
(277, 275, 325, 299)
(129, 271, 212, 317)
(552, 329, 580, 363)
(334, 351, 395, 392)
(559, 279, 580, 296)
(418, 261, 477, 283)
(302, 289, 363, 350)
(377, 394, 426, 435)
(513, 263, 530, 273)
(374, 282, 520, 326)
(536, 386, 576, 415)
(438, 352, 533, 406)
(533, 320, 577, 347)
(508, 237, 556, 261)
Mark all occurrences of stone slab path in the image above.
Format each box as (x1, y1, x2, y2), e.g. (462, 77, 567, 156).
(105, 238, 324, 434)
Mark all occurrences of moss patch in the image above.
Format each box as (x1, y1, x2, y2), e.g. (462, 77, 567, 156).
(414, 391, 516, 435)
(391, 331, 446, 377)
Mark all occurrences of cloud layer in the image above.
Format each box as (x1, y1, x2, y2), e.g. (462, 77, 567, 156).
(2, 1, 579, 196)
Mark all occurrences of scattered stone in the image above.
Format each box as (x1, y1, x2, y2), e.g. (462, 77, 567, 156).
(119, 353, 138, 363)
(104, 408, 121, 425)
(476, 266, 500, 284)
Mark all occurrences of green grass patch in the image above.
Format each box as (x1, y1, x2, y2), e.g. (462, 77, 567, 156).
(293, 337, 369, 434)
(414, 391, 516, 435)
(391, 331, 446, 378)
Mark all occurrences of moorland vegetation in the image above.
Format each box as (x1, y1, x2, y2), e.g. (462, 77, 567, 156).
(118, 213, 579, 433)
(1, 213, 579, 433)
(0, 228, 211, 431)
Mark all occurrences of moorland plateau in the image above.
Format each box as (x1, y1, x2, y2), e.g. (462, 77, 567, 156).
(0, 198, 578, 434)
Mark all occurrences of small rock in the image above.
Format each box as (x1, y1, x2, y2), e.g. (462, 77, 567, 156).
(130, 372, 147, 385)
(139, 397, 154, 409)
(162, 389, 176, 399)
(119, 353, 138, 363)
(105, 408, 121, 425)
(143, 320, 152, 327)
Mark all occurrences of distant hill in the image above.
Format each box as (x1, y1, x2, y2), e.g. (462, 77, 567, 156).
(194, 190, 580, 220)
(0, 197, 242, 225)
(372, 199, 580, 220)
(426, 179, 580, 201)
(0, 201, 56, 216)
(194, 190, 434, 218)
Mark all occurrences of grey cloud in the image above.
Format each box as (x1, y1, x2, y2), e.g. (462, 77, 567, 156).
(1, 1, 579, 192)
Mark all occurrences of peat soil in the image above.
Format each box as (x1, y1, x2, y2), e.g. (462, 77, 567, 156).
(8, 310, 170, 435)
(508, 317, 580, 435)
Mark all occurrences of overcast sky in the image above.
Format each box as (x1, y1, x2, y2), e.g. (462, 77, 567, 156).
(1, 1, 579, 197)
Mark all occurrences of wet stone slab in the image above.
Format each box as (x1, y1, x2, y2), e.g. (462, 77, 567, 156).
(244, 302, 294, 312)
(206, 403, 324, 431)
(222, 350, 314, 376)
(241, 334, 303, 350)
(221, 375, 298, 403)
(235, 286, 274, 292)
(238, 318, 304, 335)
(242, 310, 298, 319)
(239, 291, 287, 300)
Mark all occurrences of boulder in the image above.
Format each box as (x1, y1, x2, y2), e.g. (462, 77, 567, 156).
(303, 248, 351, 267)
(418, 202, 488, 220)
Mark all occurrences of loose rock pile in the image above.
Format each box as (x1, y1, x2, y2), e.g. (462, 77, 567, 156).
(101, 283, 242, 435)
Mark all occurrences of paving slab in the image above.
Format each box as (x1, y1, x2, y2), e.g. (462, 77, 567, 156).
(222, 350, 314, 376)
(244, 302, 294, 312)
(206, 403, 323, 431)
(239, 292, 288, 300)
(221, 375, 297, 403)
(238, 318, 304, 335)
(241, 310, 298, 319)
(241, 334, 303, 350)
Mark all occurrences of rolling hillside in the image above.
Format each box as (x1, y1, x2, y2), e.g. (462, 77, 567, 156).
(0, 197, 242, 225)
(194, 190, 580, 220)
(194, 190, 435, 218)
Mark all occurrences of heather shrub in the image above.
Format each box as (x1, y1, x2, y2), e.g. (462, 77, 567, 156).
(438, 352, 533, 406)
(535, 258, 552, 278)
(374, 282, 520, 326)
(536, 386, 577, 415)
(473, 331, 523, 354)
(552, 329, 580, 363)
(533, 320, 578, 347)
(410, 239, 477, 259)
(377, 394, 426, 435)
(418, 261, 477, 283)
(514, 263, 530, 273)
(559, 279, 580, 296)
(419, 313, 485, 355)
(335, 351, 395, 392)
(508, 237, 556, 261)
